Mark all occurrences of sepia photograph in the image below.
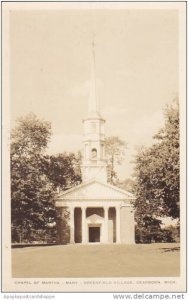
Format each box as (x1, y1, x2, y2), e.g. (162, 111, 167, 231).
(2, 1, 186, 293)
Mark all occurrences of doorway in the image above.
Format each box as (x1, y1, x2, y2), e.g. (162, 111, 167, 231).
(89, 226, 100, 242)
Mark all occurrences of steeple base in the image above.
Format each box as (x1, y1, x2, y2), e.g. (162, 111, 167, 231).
(81, 163, 107, 183)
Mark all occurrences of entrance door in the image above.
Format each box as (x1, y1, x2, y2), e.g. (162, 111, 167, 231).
(89, 227, 100, 242)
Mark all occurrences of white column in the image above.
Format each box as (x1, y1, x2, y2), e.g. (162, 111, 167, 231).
(82, 207, 87, 244)
(116, 206, 121, 243)
(104, 206, 109, 243)
(69, 206, 75, 244)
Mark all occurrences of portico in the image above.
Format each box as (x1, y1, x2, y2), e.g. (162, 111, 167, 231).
(55, 179, 135, 244)
(60, 205, 116, 244)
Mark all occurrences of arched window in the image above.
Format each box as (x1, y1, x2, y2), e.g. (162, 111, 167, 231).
(91, 148, 97, 160)
(101, 144, 104, 158)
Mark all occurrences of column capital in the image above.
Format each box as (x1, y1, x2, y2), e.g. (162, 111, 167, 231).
(104, 206, 109, 211)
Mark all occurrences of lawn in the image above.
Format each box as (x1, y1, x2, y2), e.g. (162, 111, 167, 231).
(12, 243, 180, 278)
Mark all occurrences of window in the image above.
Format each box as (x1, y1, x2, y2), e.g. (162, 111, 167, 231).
(91, 148, 97, 160)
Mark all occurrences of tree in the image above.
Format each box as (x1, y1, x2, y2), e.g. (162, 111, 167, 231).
(11, 113, 56, 243)
(11, 113, 83, 243)
(135, 218, 176, 244)
(42, 152, 82, 191)
(11, 113, 51, 158)
(116, 178, 135, 193)
(134, 101, 179, 241)
(163, 224, 180, 243)
(135, 217, 163, 243)
(153, 101, 179, 219)
(104, 136, 127, 184)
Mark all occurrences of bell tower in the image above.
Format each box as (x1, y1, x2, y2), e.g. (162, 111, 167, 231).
(81, 38, 107, 182)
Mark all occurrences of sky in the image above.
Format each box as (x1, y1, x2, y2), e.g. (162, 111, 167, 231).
(10, 7, 179, 179)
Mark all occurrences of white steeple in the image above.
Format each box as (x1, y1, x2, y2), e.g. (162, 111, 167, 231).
(81, 36, 107, 183)
(88, 37, 99, 113)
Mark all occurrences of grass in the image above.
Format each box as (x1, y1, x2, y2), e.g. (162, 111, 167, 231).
(12, 243, 180, 278)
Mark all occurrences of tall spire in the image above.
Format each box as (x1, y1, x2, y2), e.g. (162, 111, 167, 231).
(81, 33, 107, 182)
(88, 34, 99, 113)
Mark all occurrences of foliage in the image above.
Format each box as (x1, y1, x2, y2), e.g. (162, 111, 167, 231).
(134, 101, 179, 241)
(42, 152, 82, 191)
(135, 217, 177, 244)
(163, 224, 180, 243)
(11, 113, 83, 244)
(104, 136, 127, 184)
(11, 113, 56, 243)
(11, 113, 51, 157)
(116, 178, 135, 193)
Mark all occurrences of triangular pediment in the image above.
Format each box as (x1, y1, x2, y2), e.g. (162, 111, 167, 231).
(87, 214, 103, 223)
(56, 179, 135, 201)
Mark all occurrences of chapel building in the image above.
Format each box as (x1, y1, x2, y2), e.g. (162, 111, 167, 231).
(55, 43, 135, 244)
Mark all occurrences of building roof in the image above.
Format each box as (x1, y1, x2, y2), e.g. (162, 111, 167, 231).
(55, 179, 136, 202)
